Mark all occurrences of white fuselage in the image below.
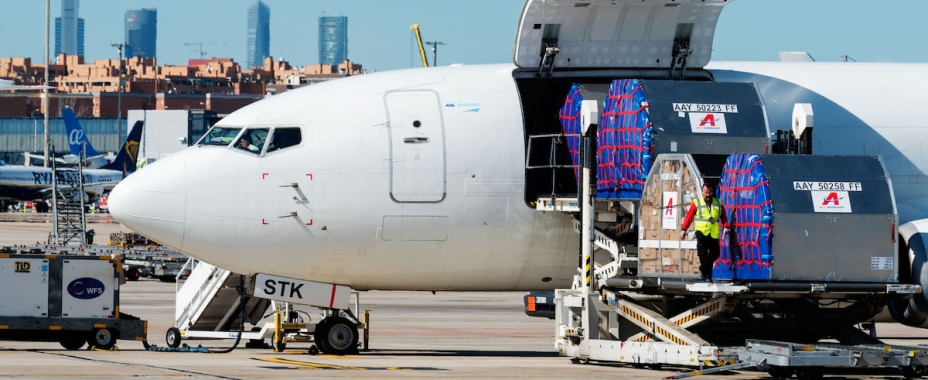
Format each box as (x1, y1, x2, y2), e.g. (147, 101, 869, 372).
(0, 165, 123, 200)
(109, 62, 928, 291)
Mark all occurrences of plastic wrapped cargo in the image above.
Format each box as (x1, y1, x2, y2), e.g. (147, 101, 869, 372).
(715, 153, 774, 280)
(557, 80, 768, 201)
(714, 154, 897, 282)
(558, 84, 584, 183)
(597, 79, 653, 199)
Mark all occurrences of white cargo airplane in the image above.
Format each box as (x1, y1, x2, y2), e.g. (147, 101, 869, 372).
(109, 0, 928, 346)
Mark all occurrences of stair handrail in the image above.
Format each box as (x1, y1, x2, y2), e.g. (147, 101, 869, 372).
(174, 261, 232, 330)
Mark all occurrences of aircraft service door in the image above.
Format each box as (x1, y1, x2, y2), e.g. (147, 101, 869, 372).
(385, 90, 446, 203)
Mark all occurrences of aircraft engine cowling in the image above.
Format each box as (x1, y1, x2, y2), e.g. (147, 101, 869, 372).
(888, 219, 928, 327)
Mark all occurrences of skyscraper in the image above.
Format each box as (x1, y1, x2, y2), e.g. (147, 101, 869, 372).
(318, 16, 348, 66)
(246, 1, 271, 68)
(125, 9, 157, 59)
(55, 0, 84, 57)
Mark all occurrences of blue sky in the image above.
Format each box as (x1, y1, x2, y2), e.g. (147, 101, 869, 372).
(2, 0, 925, 71)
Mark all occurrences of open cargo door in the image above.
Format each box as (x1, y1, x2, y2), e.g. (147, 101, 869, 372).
(514, 0, 731, 72)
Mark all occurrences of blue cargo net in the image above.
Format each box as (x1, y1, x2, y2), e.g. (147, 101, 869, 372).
(558, 84, 583, 183)
(716, 153, 775, 280)
(597, 79, 653, 199)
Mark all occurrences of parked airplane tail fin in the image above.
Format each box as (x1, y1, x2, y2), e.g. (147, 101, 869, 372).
(101, 121, 143, 174)
(62, 108, 102, 157)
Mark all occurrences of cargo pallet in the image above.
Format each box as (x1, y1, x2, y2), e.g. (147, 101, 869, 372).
(0, 253, 148, 350)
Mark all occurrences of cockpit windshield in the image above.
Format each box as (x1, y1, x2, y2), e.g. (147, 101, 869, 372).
(197, 126, 242, 146)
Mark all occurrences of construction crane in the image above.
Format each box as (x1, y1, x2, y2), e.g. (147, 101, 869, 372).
(184, 42, 207, 59)
(182, 42, 244, 60)
(410, 24, 429, 67)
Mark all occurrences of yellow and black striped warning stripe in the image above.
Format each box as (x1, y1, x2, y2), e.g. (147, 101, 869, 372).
(584, 255, 592, 287)
(702, 359, 737, 367)
(634, 300, 722, 342)
(675, 300, 721, 325)
(621, 304, 689, 346)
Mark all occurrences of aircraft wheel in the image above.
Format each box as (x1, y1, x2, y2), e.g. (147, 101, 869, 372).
(315, 317, 358, 355)
(165, 327, 182, 348)
(89, 328, 116, 350)
(313, 318, 331, 353)
(59, 333, 86, 350)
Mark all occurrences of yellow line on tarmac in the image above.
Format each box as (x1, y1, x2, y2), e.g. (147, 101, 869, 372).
(256, 357, 357, 370)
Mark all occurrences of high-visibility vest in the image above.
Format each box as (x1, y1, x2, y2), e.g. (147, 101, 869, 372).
(693, 197, 722, 239)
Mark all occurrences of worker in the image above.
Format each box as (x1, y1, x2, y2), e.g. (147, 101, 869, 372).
(85, 229, 95, 245)
(238, 134, 259, 153)
(679, 182, 729, 280)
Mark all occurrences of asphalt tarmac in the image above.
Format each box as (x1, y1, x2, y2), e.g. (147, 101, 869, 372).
(0, 214, 926, 379)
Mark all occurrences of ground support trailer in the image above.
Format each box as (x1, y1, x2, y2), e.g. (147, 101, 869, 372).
(668, 339, 928, 379)
(0, 253, 148, 350)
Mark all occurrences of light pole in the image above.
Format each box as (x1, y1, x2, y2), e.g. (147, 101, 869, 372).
(43, 0, 49, 167)
(425, 41, 446, 67)
(111, 43, 129, 145)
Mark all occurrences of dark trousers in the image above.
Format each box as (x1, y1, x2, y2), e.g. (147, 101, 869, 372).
(695, 231, 720, 280)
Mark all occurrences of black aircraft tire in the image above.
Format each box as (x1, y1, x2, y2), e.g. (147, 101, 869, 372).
(315, 317, 358, 355)
(166, 327, 182, 348)
(313, 318, 331, 354)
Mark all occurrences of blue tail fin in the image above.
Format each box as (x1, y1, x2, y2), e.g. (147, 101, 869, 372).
(101, 121, 144, 174)
(62, 108, 101, 157)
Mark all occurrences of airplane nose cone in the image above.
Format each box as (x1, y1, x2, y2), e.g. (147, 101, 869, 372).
(108, 155, 187, 250)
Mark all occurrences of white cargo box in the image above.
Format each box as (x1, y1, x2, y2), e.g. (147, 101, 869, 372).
(61, 258, 119, 318)
(0, 254, 120, 319)
(0, 258, 50, 317)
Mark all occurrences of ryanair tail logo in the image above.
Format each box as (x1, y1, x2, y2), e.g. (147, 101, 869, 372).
(125, 140, 139, 164)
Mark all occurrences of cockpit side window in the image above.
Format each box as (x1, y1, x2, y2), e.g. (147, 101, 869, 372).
(266, 127, 303, 153)
(198, 126, 242, 146)
(236, 128, 270, 154)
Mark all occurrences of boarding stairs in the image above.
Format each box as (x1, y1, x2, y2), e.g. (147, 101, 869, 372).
(174, 260, 268, 333)
(51, 166, 86, 245)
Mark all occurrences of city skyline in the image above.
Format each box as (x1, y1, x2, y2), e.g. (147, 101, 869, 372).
(124, 9, 157, 59)
(245, 1, 270, 69)
(54, 0, 83, 57)
(2, 1, 927, 72)
(318, 16, 348, 66)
